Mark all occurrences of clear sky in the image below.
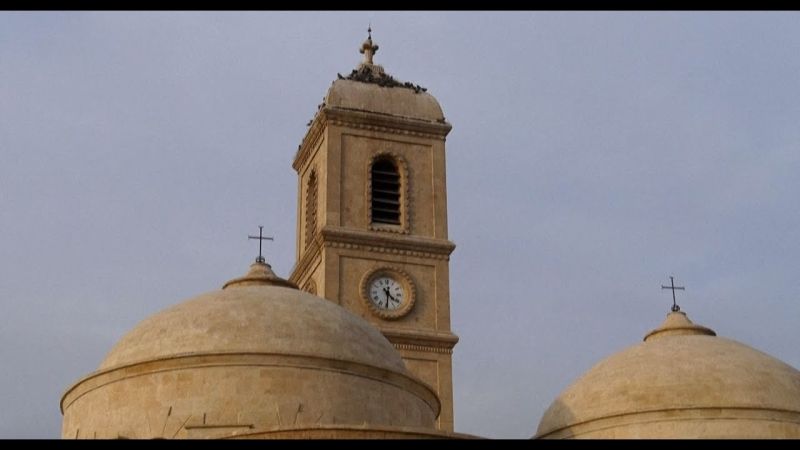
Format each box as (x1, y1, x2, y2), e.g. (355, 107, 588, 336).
(2, 11, 799, 439)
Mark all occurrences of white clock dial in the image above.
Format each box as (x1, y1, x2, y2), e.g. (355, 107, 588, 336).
(361, 267, 416, 320)
(368, 276, 405, 310)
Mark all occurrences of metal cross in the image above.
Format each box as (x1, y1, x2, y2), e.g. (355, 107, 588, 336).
(661, 276, 685, 312)
(248, 226, 273, 264)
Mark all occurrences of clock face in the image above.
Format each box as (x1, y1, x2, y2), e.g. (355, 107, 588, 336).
(360, 266, 416, 320)
(369, 276, 405, 310)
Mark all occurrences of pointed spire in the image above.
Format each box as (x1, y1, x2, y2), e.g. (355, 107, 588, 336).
(360, 25, 379, 65)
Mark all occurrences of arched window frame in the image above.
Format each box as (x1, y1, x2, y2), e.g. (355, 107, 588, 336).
(367, 152, 410, 234)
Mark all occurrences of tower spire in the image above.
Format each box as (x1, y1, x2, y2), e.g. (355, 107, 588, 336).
(360, 25, 379, 65)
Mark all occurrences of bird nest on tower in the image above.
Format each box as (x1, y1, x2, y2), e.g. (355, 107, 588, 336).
(338, 64, 427, 94)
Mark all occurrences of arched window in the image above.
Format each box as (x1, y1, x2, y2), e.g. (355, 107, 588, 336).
(305, 170, 318, 245)
(371, 158, 401, 225)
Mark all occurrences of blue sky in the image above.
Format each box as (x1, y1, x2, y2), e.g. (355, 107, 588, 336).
(1, 12, 799, 438)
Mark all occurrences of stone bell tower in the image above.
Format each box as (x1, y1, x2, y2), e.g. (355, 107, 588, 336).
(289, 30, 457, 431)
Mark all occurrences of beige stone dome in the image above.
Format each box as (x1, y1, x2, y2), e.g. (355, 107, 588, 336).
(536, 310, 800, 439)
(325, 79, 445, 122)
(61, 262, 440, 439)
(98, 263, 406, 373)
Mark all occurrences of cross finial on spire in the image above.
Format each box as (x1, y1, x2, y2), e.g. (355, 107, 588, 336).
(360, 25, 379, 65)
(661, 275, 686, 312)
(247, 225, 274, 264)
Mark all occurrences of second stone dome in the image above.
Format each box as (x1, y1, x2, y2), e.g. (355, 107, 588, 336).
(536, 310, 800, 439)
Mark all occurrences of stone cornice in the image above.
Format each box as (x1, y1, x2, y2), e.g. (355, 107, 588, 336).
(61, 352, 440, 417)
(394, 343, 453, 355)
(227, 424, 481, 440)
(535, 406, 800, 439)
(292, 107, 452, 172)
(325, 107, 452, 139)
(320, 226, 456, 260)
(290, 226, 455, 283)
(381, 327, 459, 353)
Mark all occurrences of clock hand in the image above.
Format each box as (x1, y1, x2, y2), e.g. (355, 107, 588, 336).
(385, 290, 398, 306)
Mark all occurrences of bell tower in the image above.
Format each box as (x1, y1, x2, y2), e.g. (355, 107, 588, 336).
(289, 30, 458, 431)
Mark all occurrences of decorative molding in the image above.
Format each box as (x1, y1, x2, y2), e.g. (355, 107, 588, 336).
(360, 266, 417, 321)
(293, 107, 451, 172)
(329, 117, 446, 141)
(227, 424, 478, 440)
(393, 343, 453, 355)
(366, 152, 411, 235)
(324, 241, 450, 261)
(61, 352, 440, 416)
(327, 107, 451, 139)
(184, 424, 254, 430)
(382, 328, 459, 353)
(291, 223, 457, 284)
(320, 226, 455, 261)
(535, 406, 800, 440)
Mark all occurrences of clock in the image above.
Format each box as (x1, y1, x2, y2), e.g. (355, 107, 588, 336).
(360, 266, 416, 320)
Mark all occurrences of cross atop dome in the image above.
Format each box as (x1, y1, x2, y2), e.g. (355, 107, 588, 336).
(661, 275, 685, 312)
(247, 225, 273, 264)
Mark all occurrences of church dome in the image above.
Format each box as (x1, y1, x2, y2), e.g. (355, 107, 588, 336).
(536, 310, 800, 439)
(61, 261, 440, 439)
(98, 262, 406, 373)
